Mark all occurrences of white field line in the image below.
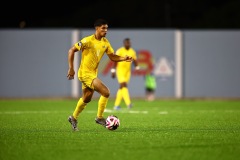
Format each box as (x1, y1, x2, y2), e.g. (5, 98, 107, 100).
(159, 111, 168, 114)
(157, 110, 240, 114)
(0, 110, 238, 115)
(104, 109, 148, 114)
(0, 109, 149, 115)
(0, 111, 67, 114)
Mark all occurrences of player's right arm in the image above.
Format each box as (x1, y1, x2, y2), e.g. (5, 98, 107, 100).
(67, 45, 79, 80)
(67, 40, 85, 80)
(111, 62, 117, 79)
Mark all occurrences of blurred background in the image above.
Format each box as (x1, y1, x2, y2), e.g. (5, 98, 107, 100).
(1, 0, 240, 29)
(0, 0, 240, 99)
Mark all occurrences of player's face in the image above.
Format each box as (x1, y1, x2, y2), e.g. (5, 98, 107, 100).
(124, 40, 131, 49)
(97, 24, 108, 37)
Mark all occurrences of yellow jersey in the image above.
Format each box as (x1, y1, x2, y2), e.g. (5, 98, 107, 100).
(75, 34, 114, 77)
(116, 47, 137, 72)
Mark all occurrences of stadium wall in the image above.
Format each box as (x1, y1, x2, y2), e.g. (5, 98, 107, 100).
(0, 29, 239, 98)
(0, 29, 72, 98)
(184, 30, 240, 98)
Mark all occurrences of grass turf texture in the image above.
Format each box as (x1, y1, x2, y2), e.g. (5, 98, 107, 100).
(0, 99, 240, 160)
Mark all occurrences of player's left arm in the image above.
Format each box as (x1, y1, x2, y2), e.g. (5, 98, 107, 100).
(107, 53, 133, 62)
(106, 42, 133, 62)
(133, 59, 140, 70)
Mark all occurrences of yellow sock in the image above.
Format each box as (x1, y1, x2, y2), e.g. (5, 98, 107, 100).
(122, 87, 131, 106)
(73, 98, 87, 120)
(97, 96, 108, 118)
(114, 89, 122, 106)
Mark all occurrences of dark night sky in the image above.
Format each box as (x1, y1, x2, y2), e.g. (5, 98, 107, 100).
(1, 0, 240, 29)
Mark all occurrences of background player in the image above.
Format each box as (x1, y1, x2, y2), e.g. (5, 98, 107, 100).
(67, 19, 133, 131)
(144, 69, 157, 101)
(111, 38, 139, 110)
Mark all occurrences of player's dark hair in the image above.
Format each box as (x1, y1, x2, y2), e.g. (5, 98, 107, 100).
(94, 19, 108, 27)
(124, 38, 130, 42)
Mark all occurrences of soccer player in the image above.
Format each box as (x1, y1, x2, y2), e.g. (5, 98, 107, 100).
(144, 70, 157, 101)
(111, 38, 139, 110)
(67, 19, 133, 131)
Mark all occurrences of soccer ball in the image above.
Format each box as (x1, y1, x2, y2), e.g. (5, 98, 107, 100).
(105, 115, 120, 131)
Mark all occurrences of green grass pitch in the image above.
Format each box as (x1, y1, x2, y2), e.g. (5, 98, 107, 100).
(0, 99, 240, 160)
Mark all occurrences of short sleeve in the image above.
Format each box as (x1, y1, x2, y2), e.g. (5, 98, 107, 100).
(74, 38, 88, 51)
(132, 49, 137, 60)
(115, 48, 121, 56)
(105, 42, 114, 55)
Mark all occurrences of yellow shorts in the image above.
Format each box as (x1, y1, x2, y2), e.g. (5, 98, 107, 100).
(116, 70, 131, 83)
(78, 72, 97, 90)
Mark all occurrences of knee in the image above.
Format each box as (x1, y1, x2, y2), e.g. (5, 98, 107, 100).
(82, 97, 92, 103)
(120, 83, 127, 88)
(102, 88, 110, 98)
